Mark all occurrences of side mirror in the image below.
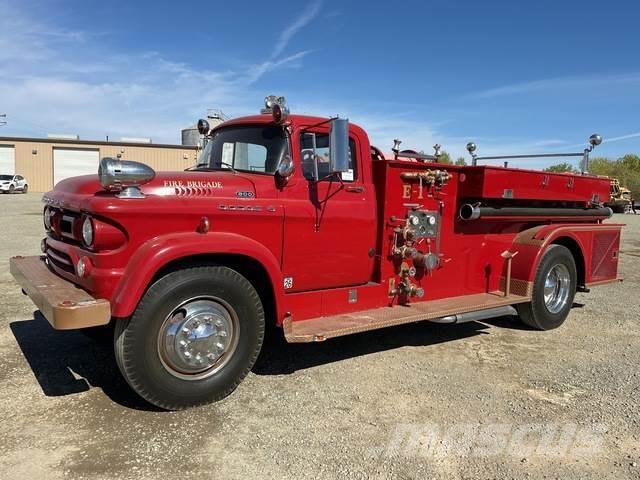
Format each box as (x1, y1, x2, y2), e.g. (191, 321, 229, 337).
(329, 118, 350, 173)
(276, 154, 295, 180)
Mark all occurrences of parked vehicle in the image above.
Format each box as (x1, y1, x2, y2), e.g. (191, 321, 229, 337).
(10, 96, 622, 410)
(605, 178, 632, 213)
(0, 174, 28, 193)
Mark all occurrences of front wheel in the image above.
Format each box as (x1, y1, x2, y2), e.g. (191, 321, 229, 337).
(517, 244, 577, 330)
(114, 266, 265, 410)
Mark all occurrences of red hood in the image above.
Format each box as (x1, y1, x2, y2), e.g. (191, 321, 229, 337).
(48, 170, 261, 200)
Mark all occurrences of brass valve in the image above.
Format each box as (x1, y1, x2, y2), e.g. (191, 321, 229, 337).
(402, 226, 415, 241)
(401, 282, 424, 298)
(390, 280, 424, 298)
(400, 262, 417, 278)
(393, 245, 418, 259)
(399, 169, 451, 186)
(432, 169, 451, 185)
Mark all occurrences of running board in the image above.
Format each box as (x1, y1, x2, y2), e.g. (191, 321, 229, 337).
(283, 291, 530, 343)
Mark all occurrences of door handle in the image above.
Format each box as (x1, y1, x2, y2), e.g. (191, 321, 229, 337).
(345, 186, 365, 193)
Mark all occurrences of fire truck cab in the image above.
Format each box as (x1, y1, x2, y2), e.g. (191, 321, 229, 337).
(10, 96, 622, 409)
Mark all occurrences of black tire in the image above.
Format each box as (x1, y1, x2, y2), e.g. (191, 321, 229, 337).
(22, 185, 28, 193)
(9, 185, 14, 193)
(517, 244, 577, 330)
(114, 266, 265, 410)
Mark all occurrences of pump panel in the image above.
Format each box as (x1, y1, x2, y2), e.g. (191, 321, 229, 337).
(407, 210, 439, 238)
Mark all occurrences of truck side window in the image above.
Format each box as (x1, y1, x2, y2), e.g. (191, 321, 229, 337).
(300, 133, 357, 182)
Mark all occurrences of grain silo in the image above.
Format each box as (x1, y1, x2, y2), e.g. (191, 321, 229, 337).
(181, 110, 226, 146)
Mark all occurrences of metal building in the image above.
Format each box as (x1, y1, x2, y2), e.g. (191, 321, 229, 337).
(0, 137, 198, 192)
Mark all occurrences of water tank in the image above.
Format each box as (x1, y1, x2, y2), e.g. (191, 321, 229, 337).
(181, 127, 201, 147)
(181, 110, 227, 146)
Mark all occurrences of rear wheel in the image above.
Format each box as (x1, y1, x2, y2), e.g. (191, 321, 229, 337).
(114, 266, 265, 410)
(22, 185, 28, 193)
(517, 244, 577, 330)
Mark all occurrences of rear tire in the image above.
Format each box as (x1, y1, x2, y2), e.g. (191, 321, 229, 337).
(516, 244, 577, 330)
(22, 185, 28, 193)
(114, 266, 265, 410)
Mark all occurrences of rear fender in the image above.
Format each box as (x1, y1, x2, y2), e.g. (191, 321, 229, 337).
(110, 232, 284, 321)
(506, 224, 622, 290)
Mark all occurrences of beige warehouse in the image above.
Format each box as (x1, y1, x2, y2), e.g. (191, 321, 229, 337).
(0, 137, 198, 193)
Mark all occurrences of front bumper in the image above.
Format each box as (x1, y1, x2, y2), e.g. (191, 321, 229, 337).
(10, 255, 111, 330)
(0, 184, 12, 191)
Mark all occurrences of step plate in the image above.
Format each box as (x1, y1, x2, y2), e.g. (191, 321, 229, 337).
(284, 291, 530, 343)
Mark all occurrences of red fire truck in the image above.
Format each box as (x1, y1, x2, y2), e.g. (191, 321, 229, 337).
(10, 96, 622, 409)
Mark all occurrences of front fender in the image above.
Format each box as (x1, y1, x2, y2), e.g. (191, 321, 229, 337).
(110, 231, 284, 320)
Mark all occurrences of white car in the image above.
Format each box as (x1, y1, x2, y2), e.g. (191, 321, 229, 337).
(0, 174, 28, 193)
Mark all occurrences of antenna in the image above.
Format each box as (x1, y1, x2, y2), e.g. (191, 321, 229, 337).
(0, 114, 6, 126)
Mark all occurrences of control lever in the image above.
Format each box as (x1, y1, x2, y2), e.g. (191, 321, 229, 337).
(345, 186, 365, 193)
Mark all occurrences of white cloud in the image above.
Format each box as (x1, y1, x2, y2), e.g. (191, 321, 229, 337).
(606, 132, 640, 143)
(469, 72, 640, 99)
(271, 1, 322, 59)
(0, 0, 323, 142)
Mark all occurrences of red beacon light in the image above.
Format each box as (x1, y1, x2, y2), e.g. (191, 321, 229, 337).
(272, 103, 289, 124)
(261, 95, 289, 124)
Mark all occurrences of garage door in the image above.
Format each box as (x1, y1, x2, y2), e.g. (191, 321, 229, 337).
(53, 148, 100, 186)
(0, 145, 15, 175)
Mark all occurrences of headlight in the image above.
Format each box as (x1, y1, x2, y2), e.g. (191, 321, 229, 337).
(43, 207, 52, 229)
(82, 217, 94, 247)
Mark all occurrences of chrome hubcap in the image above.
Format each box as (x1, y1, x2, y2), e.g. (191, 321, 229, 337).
(543, 264, 571, 314)
(158, 297, 239, 380)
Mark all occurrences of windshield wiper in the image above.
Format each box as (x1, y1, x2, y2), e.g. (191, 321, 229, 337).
(188, 162, 238, 174)
(219, 161, 237, 173)
(185, 163, 208, 171)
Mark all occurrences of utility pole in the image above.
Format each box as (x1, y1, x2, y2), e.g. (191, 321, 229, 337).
(0, 114, 6, 126)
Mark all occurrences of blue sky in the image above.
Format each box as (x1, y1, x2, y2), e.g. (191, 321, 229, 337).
(1, 0, 639, 167)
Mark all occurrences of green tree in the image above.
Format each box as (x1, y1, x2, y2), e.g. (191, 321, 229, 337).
(589, 155, 640, 197)
(588, 157, 617, 177)
(437, 150, 452, 164)
(455, 157, 467, 166)
(544, 162, 577, 173)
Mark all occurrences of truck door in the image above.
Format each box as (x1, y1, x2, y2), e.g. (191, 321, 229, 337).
(280, 128, 377, 293)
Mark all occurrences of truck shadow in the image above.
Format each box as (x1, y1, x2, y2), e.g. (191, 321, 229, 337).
(11, 311, 520, 408)
(9, 312, 161, 411)
(254, 319, 497, 375)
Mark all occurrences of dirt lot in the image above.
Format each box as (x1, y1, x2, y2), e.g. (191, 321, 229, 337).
(0, 193, 638, 480)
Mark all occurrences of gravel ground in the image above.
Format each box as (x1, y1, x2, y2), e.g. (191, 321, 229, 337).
(0, 193, 638, 480)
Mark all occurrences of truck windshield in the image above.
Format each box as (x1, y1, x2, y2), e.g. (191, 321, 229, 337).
(0, 175, 13, 180)
(196, 125, 286, 174)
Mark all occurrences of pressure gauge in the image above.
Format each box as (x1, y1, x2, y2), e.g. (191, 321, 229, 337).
(410, 216, 420, 226)
(427, 215, 436, 226)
